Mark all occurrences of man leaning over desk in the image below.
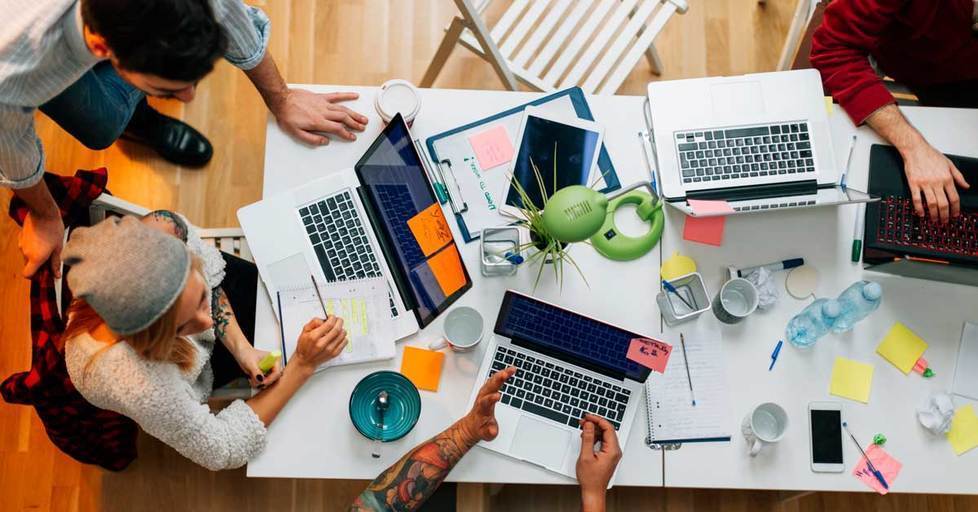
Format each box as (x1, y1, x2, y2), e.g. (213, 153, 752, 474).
(1, 0, 368, 279)
(810, 0, 976, 224)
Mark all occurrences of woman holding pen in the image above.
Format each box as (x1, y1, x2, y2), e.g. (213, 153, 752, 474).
(62, 217, 347, 470)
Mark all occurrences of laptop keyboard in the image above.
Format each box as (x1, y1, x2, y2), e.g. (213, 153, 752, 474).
(489, 345, 629, 431)
(298, 191, 398, 317)
(876, 196, 978, 257)
(675, 122, 815, 184)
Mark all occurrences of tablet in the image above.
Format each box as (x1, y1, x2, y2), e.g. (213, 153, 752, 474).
(499, 108, 604, 218)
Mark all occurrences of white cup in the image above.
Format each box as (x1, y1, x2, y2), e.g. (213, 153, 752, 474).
(429, 306, 485, 352)
(374, 79, 421, 126)
(742, 402, 788, 456)
(712, 277, 760, 324)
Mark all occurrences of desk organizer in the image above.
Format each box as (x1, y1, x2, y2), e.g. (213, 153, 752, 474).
(658, 272, 711, 326)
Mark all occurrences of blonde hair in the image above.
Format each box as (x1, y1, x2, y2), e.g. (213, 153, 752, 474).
(64, 256, 203, 372)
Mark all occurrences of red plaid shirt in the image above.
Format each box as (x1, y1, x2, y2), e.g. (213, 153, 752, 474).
(1, 168, 138, 471)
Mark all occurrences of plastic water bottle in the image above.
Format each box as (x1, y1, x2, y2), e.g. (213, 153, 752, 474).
(831, 280, 883, 333)
(786, 298, 842, 349)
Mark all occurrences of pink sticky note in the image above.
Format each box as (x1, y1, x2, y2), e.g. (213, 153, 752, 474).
(468, 125, 514, 170)
(683, 216, 726, 246)
(687, 199, 735, 215)
(626, 338, 672, 373)
(852, 444, 902, 495)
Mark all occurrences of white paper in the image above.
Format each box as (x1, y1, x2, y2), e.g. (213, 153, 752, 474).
(646, 319, 733, 443)
(277, 278, 394, 370)
(952, 322, 978, 401)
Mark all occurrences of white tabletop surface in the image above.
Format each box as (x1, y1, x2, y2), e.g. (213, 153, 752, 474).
(661, 105, 978, 494)
(247, 86, 666, 486)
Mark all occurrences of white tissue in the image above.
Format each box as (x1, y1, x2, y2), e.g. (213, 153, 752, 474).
(745, 267, 778, 310)
(917, 391, 955, 435)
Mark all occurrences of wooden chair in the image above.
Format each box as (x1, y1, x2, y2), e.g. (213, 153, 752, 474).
(421, 0, 689, 94)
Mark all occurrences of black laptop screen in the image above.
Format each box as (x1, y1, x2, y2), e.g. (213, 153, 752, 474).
(354, 115, 471, 327)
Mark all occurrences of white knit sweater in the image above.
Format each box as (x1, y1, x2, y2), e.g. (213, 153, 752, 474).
(64, 331, 267, 471)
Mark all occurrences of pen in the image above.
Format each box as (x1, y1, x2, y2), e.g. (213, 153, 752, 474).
(662, 279, 695, 310)
(732, 258, 804, 278)
(310, 275, 330, 318)
(839, 134, 856, 190)
(276, 291, 288, 365)
(844, 422, 889, 490)
(679, 333, 696, 407)
(768, 340, 783, 371)
(851, 202, 866, 263)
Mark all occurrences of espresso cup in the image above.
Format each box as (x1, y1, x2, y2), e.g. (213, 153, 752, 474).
(712, 277, 760, 324)
(741, 402, 789, 456)
(428, 306, 485, 352)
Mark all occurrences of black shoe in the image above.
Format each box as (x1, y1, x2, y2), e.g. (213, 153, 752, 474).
(122, 99, 213, 167)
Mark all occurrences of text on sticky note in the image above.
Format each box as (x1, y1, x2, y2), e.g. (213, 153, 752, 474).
(468, 124, 515, 171)
(626, 338, 673, 373)
(408, 203, 453, 257)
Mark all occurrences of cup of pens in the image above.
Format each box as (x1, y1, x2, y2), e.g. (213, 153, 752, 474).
(657, 272, 710, 326)
(480, 227, 524, 276)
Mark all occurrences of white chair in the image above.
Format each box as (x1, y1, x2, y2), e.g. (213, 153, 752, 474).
(421, 0, 689, 95)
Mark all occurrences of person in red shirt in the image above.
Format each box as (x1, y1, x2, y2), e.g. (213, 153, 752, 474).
(810, 0, 978, 223)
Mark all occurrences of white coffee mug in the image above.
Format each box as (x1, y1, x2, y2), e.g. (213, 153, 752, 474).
(713, 277, 760, 324)
(742, 402, 788, 456)
(429, 306, 485, 352)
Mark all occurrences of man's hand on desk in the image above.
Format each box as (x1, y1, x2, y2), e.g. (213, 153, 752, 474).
(576, 414, 623, 512)
(269, 89, 368, 147)
(457, 366, 517, 445)
(865, 103, 971, 224)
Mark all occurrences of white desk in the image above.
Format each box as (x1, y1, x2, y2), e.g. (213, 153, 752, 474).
(247, 86, 666, 486)
(661, 106, 978, 494)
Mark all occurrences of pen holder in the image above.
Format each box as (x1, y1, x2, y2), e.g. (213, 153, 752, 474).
(657, 272, 711, 326)
(480, 227, 522, 277)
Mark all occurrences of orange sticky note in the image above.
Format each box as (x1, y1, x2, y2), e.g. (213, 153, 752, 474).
(407, 203, 453, 257)
(683, 216, 726, 246)
(401, 346, 445, 392)
(428, 244, 467, 297)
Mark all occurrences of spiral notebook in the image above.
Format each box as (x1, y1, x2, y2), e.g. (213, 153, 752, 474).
(645, 321, 733, 446)
(276, 277, 395, 372)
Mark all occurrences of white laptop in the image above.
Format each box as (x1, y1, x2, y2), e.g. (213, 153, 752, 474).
(647, 69, 874, 215)
(238, 115, 472, 339)
(467, 291, 652, 483)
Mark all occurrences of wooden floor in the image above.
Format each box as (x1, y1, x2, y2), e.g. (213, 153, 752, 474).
(1, 0, 974, 510)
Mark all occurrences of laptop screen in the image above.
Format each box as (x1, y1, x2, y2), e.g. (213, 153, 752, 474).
(495, 291, 652, 383)
(355, 114, 472, 327)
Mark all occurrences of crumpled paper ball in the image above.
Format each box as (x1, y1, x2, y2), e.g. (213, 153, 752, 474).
(744, 267, 778, 310)
(917, 391, 955, 435)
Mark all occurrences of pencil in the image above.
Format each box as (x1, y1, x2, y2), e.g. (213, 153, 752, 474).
(276, 291, 288, 365)
(680, 333, 696, 407)
(310, 275, 329, 318)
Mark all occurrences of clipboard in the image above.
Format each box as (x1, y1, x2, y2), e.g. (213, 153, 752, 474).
(425, 87, 622, 242)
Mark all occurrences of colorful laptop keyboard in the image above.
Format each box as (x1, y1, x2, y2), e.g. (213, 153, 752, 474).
(875, 196, 978, 257)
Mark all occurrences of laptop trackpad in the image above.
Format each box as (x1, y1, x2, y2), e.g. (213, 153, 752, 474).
(510, 416, 570, 470)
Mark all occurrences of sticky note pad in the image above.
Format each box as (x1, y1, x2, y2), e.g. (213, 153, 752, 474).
(948, 405, 978, 456)
(468, 124, 514, 170)
(876, 322, 928, 374)
(829, 356, 874, 403)
(687, 199, 735, 215)
(428, 244, 467, 297)
(401, 346, 445, 392)
(683, 216, 725, 246)
(853, 444, 901, 495)
(626, 338, 672, 373)
(824, 96, 834, 114)
(408, 203, 453, 257)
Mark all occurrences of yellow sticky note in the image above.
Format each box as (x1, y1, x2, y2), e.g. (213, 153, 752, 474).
(948, 405, 978, 456)
(400, 346, 445, 392)
(830, 357, 874, 403)
(407, 203, 453, 257)
(824, 96, 834, 114)
(876, 322, 928, 374)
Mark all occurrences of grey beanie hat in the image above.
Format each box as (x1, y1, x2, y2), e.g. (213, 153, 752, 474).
(64, 216, 192, 336)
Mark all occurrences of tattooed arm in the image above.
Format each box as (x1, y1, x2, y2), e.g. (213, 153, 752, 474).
(211, 286, 283, 388)
(351, 367, 517, 511)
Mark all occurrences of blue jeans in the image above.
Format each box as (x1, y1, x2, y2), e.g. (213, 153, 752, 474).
(39, 61, 146, 150)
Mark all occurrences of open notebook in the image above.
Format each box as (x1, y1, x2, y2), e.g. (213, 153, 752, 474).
(645, 321, 732, 446)
(276, 277, 395, 371)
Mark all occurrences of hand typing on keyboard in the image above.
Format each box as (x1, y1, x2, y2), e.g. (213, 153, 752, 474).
(576, 414, 623, 512)
(457, 366, 517, 445)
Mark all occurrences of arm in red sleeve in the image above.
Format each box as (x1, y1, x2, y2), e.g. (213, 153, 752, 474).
(809, 0, 908, 124)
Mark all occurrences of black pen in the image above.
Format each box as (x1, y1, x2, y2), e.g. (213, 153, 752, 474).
(310, 275, 329, 318)
(680, 333, 696, 407)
